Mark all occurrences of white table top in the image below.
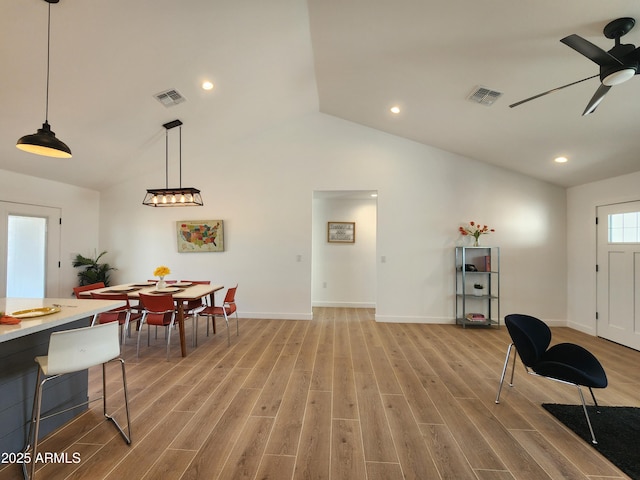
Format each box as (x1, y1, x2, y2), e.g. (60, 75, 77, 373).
(0, 297, 126, 343)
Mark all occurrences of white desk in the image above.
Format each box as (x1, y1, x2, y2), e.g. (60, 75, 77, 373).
(0, 297, 125, 454)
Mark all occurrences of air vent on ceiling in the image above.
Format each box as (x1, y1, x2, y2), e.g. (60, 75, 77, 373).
(154, 88, 186, 107)
(467, 86, 503, 106)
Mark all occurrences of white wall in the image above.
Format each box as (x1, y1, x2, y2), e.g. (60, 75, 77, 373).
(0, 169, 100, 297)
(98, 112, 567, 324)
(312, 195, 377, 307)
(567, 171, 640, 334)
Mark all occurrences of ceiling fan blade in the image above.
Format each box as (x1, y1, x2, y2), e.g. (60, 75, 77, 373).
(582, 84, 611, 115)
(561, 34, 623, 66)
(628, 46, 640, 71)
(509, 74, 599, 108)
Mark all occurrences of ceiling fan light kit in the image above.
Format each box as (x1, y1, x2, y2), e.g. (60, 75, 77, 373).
(511, 17, 640, 116)
(142, 119, 204, 207)
(17, 0, 72, 158)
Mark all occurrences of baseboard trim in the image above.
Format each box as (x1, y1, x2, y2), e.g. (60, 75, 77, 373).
(312, 301, 376, 308)
(565, 320, 595, 335)
(375, 315, 453, 324)
(238, 312, 313, 321)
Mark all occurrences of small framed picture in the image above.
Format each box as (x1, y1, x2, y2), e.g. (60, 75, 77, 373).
(328, 222, 355, 243)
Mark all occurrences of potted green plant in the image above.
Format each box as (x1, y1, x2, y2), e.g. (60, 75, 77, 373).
(473, 283, 484, 296)
(72, 251, 116, 286)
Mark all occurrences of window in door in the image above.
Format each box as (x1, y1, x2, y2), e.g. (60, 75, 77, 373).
(608, 211, 640, 243)
(7, 215, 47, 298)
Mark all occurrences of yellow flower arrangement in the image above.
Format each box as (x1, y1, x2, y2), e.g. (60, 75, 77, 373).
(153, 265, 171, 277)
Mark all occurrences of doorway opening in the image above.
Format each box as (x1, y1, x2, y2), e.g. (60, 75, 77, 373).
(311, 190, 377, 308)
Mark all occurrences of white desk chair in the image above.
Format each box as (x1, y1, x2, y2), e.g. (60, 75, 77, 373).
(22, 322, 132, 480)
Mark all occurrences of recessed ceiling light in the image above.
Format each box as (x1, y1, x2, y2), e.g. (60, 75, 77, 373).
(554, 156, 568, 163)
(370, 193, 378, 197)
(202, 81, 214, 91)
(390, 106, 400, 114)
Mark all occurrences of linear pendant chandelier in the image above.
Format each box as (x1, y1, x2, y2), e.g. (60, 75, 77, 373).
(16, 0, 72, 159)
(142, 119, 203, 207)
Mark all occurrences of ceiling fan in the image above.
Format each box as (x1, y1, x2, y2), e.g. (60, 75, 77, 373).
(511, 17, 640, 115)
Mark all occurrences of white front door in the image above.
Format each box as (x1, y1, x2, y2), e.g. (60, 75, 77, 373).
(596, 201, 640, 351)
(0, 202, 61, 298)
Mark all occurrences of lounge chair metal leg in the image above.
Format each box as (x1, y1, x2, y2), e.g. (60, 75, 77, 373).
(495, 343, 514, 403)
(577, 386, 598, 444)
(588, 387, 601, 412)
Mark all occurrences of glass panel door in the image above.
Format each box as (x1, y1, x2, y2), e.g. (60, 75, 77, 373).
(7, 215, 47, 298)
(0, 202, 61, 298)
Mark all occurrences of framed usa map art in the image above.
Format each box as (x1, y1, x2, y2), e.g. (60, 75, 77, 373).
(177, 220, 224, 252)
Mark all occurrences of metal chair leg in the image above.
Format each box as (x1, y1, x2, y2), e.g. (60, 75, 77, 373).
(103, 359, 132, 444)
(136, 315, 147, 359)
(577, 386, 598, 444)
(223, 311, 230, 346)
(588, 387, 601, 412)
(192, 313, 198, 347)
(495, 343, 515, 403)
(22, 369, 45, 480)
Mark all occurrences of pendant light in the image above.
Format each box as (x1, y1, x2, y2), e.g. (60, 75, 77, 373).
(142, 120, 203, 207)
(16, 0, 72, 158)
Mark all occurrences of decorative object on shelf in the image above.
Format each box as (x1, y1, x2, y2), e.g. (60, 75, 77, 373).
(142, 119, 203, 207)
(328, 222, 355, 243)
(473, 283, 484, 296)
(459, 221, 495, 246)
(153, 265, 171, 289)
(465, 312, 486, 322)
(16, 0, 72, 158)
(72, 251, 116, 286)
(177, 220, 224, 252)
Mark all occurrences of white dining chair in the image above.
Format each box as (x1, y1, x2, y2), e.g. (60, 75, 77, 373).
(22, 322, 131, 480)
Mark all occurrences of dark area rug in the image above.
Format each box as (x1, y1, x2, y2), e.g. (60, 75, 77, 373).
(542, 404, 640, 480)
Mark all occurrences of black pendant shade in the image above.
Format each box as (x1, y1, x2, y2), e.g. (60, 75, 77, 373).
(17, 121, 72, 158)
(17, 0, 72, 159)
(142, 119, 204, 207)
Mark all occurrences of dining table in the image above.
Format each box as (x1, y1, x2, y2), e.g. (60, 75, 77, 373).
(78, 281, 224, 357)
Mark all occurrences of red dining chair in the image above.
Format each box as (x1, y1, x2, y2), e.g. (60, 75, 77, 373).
(89, 292, 143, 345)
(180, 280, 210, 347)
(72, 282, 105, 298)
(201, 285, 238, 346)
(137, 293, 177, 360)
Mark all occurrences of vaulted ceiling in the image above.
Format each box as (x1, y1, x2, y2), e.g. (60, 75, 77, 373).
(3, 0, 640, 190)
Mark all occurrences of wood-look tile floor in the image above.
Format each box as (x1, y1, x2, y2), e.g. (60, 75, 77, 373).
(1, 308, 638, 479)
